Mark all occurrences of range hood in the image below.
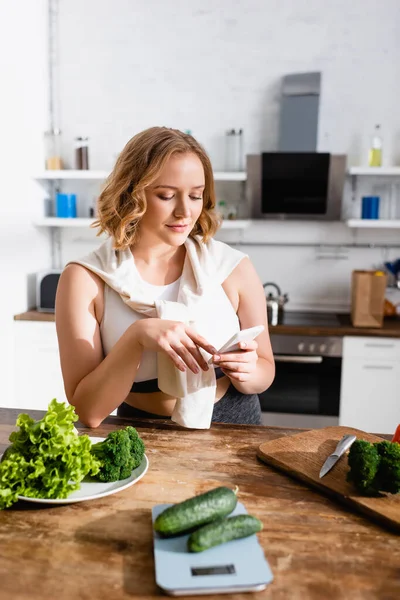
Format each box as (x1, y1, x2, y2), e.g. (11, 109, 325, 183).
(278, 71, 321, 152)
(246, 71, 346, 221)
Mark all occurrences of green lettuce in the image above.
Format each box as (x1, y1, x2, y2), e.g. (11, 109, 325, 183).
(0, 399, 100, 509)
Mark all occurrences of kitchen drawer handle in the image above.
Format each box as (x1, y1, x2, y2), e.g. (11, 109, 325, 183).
(362, 365, 394, 370)
(364, 343, 395, 349)
(275, 355, 323, 364)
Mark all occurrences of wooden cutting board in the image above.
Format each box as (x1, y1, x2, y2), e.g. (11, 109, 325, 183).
(257, 426, 400, 533)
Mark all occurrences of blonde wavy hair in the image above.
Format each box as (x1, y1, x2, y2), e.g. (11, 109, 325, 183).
(93, 127, 221, 249)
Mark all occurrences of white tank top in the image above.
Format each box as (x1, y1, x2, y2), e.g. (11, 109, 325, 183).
(99, 247, 241, 383)
(72, 235, 244, 393)
(101, 275, 181, 382)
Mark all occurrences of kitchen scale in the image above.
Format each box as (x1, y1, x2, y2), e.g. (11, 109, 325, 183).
(152, 502, 273, 596)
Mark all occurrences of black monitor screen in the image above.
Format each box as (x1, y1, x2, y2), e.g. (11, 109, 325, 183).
(261, 152, 330, 215)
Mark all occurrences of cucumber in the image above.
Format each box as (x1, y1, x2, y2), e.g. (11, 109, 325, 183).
(187, 514, 263, 553)
(154, 486, 237, 537)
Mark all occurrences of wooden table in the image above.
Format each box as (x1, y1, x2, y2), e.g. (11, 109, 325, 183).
(0, 408, 399, 600)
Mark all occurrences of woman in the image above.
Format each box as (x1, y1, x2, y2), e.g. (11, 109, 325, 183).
(55, 127, 275, 428)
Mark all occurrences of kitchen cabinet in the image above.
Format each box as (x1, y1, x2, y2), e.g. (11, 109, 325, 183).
(13, 321, 67, 411)
(339, 336, 400, 434)
(12, 321, 120, 414)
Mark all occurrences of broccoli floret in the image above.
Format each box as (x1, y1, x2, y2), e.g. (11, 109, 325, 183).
(90, 427, 145, 483)
(374, 441, 400, 494)
(91, 430, 133, 482)
(347, 439, 400, 496)
(126, 426, 145, 469)
(347, 440, 380, 495)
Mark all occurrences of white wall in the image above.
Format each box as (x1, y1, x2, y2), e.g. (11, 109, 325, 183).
(56, 0, 400, 170)
(52, 0, 400, 311)
(0, 0, 51, 402)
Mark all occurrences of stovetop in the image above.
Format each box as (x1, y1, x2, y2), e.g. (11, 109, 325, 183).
(278, 311, 341, 327)
(269, 311, 343, 356)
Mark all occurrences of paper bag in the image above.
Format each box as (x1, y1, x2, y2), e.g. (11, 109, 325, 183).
(351, 270, 387, 328)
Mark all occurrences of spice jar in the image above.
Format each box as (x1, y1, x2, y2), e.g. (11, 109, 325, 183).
(75, 136, 89, 170)
(44, 128, 63, 170)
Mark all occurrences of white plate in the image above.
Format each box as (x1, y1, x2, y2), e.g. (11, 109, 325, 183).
(15, 436, 149, 505)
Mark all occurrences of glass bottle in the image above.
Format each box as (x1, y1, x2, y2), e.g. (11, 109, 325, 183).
(368, 124, 382, 167)
(89, 196, 98, 218)
(75, 136, 89, 170)
(225, 129, 244, 171)
(44, 128, 63, 170)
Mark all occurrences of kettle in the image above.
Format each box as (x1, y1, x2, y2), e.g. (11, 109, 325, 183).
(263, 282, 289, 326)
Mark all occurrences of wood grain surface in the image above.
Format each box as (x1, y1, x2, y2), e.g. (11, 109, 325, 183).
(257, 426, 400, 534)
(14, 310, 56, 322)
(13, 310, 400, 337)
(270, 314, 400, 338)
(0, 408, 399, 600)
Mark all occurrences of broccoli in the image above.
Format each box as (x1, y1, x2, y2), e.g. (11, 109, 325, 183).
(125, 426, 145, 469)
(347, 439, 400, 496)
(347, 440, 380, 495)
(90, 427, 145, 483)
(374, 441, 400, 494)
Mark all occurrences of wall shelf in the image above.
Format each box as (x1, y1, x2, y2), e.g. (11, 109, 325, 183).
(220, 219, 251, 229)
(33, 170, 247, 182)
(213, 172, 247, 181)
(347, 219, 400, 229)
(37, 167, 400, 180)
(36, 167, 400, 179)
(34, 170, 110, 180)
(34, 218, 252, 229)
(347, 167, 400, 176)
(35, 218, 95, 227)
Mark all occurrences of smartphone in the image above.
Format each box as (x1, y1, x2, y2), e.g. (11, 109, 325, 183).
(208, 325, 265, 363)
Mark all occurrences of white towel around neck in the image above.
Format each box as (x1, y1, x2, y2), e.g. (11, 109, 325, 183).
(69, 235, 246, 429)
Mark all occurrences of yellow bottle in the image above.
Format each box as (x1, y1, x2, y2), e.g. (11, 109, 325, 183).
(368, 124, 382, 167)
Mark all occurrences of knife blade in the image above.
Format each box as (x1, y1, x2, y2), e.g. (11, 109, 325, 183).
(319, 434, 357, 478)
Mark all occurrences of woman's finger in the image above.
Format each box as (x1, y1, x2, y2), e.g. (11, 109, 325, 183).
(238, 340, 258, 351)
(157, 339, 187, 372)
(184, 339, 209, 371)
(221, 368, 250, 382)
(215, 350, 258, 363)
(218, 362, 255, 373)
(185, 327, 218, 356)
(173, 344, 202, 374)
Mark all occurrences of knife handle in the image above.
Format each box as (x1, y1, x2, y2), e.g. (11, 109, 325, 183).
(333, 434, 357, 457)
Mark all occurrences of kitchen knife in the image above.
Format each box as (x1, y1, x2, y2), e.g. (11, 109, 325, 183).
(319, 434, 357, 478)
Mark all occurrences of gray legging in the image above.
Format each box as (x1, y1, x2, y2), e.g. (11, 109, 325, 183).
(117, 383, 262, 425)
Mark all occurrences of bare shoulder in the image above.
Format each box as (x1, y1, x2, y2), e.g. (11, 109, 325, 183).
(223, 256, 261, 292)
(56, 263, 104, 322)
(222, 257, 262, 313)
(230, 256, 259, 283)
(58, 263, 103, 293)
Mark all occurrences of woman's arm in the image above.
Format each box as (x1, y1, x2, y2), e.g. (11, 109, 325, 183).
(217, 257, 275, 395)
(56, 264, 218, 428)
(55, 264, 144, 428)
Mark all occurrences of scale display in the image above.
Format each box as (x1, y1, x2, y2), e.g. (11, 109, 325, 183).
(191, 565, 235, 576)
(152, 502, 273, 596)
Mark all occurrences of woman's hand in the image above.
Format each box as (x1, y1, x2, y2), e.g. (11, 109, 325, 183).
(212, 340, 259, 383)
(132, 319, 218, 374)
